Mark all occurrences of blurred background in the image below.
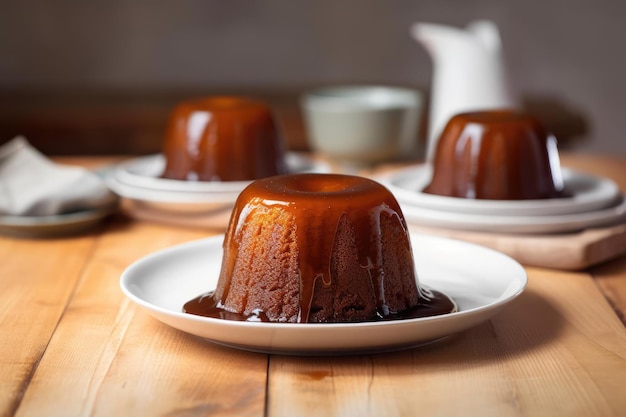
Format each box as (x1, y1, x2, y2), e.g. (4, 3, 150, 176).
(0, 0, 623, 157)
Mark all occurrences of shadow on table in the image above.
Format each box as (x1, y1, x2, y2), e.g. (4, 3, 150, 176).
(280, 289, 565, 371)
(374, 288, 565, 368)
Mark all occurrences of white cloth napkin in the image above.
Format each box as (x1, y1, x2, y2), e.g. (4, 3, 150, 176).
(0, 136, 118, 216)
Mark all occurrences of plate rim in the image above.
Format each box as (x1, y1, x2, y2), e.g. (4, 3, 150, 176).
(0, 203, 118, 237)
(378, 165, 622, 216)
(399, 197, 626, 234)
(113, 152, 330, 193)
(105, 175, 238, 204)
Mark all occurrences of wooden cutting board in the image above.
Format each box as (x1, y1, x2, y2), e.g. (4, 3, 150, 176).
(410, 223, 626, 270)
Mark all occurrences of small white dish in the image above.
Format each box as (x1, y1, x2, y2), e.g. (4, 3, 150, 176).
(120, 233, 527, 355)
(112, 152, 329, 193)
(301, 86, 424, 164)
(0, 204, 118, 238)
(378, 165, 622, 217)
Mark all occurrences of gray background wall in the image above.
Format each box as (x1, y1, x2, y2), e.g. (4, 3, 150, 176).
(1, 0, 624, 154)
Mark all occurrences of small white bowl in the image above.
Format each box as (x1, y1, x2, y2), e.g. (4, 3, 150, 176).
(301, 86, 424, 166)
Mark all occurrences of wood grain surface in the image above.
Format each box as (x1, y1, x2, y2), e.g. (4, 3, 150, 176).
(1, 154, 625, 417)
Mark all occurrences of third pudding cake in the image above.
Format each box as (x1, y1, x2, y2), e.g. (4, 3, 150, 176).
(424, 110, 567, 200)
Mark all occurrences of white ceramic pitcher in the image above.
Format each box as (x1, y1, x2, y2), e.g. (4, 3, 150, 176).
(411, 20, 519, 160)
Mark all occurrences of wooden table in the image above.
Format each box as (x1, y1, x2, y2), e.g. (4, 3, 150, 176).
(1, 154, 626, 417)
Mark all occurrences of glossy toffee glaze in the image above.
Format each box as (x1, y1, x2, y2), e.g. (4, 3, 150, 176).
(184, 288, 455, 322)
(424, 111, 567, 200)
(183, 173, 456, 323)
(162, 96, 287, 181)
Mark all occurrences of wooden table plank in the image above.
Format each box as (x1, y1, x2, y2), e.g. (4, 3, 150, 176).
(592, 256, 626, 325)
(13, 220, 268, 417)
(0, 235, 97, 417)
(267, 268, 626, 417)
(561, 153, 626, 325)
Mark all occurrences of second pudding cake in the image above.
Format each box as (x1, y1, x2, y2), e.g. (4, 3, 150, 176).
(162, 96, 287, 181)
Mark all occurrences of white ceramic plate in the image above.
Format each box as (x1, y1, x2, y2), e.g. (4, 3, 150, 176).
(112, 152, 330, 193)
(120, 233, 527, 355)
(106, 175, 237, 205)
(379, 165, 622, 216)
(105, 175, 236, 229)
(105, 152, 331, 229)
(0, 204, 118, 238)
(399, 198, 626, 234)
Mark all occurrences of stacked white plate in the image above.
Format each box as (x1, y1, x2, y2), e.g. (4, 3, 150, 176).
(377, 165, 626, 234)
(105, 153, 331, 229)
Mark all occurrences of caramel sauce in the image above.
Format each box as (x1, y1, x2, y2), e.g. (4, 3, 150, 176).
(183, 289, 456, 322)
(424, 110, 569, 200)
(183, 173, 456, 323)
(303, 371, 332, 381)
(162, 96, 287, 181)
